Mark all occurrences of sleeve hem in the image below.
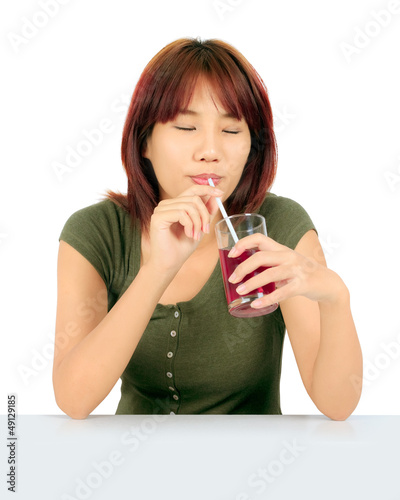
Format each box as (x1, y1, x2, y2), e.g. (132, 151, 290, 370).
(59, 235, 108, 288)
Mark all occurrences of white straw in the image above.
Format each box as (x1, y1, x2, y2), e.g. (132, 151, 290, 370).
(208, 178, 239, 244)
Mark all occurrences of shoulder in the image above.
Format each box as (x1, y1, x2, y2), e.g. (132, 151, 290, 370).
(258, 192, 317, 250)
(59, 199, 136, 289)
(63, 199, 129, 225)
(60, 199, 133, 239)
(258, 192, 308, 214)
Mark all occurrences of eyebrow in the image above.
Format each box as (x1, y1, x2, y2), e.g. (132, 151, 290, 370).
(178, 109, 238, 119)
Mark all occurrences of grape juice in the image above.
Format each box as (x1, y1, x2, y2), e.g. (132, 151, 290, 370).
(219, 248, 278, 318)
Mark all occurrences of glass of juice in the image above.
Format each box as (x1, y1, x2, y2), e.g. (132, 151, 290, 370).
(215, 214, 278, 318)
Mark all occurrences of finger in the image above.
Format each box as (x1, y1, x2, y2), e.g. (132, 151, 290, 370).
(160, 192, 222, 207)
(153, 207, 196, 239)
(159, 194, 220, 234)
(251, 280, 298, 309)
(227, 250, 288, 284)
(155, 203, 204, 240)
(178, 185, 224, 200)
(233, 264, 292, 297)
(181, 195, 214, 235)
(228, 234, 286, 257)
(157, 198, 208, 239)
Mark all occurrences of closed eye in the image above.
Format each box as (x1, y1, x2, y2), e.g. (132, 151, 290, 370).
(174, 127, 240, 134)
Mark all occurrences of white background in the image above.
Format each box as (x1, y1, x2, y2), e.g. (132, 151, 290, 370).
(1, 0, 399, 416)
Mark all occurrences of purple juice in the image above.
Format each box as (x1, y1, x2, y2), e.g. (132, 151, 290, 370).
(219, 248, 278, 318)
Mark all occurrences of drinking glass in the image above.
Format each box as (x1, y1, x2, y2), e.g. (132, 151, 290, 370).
(215, 213, 278, 318)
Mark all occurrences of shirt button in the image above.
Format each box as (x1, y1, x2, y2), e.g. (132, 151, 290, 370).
(166, 372, 173, 378)
(173, 394, 179, 401)
(170, 330, 177, 337)
(167, 351, 173, 358)
(168, 386, 175, 391)
(174, 311, 179, 318)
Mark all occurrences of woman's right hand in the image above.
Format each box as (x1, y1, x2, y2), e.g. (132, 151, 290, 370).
(144, 185, 223, 275)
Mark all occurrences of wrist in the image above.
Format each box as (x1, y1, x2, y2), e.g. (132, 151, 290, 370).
(139, 261, 177, 290)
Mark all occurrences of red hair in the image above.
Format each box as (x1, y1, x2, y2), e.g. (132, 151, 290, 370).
(105, 38, 277, 231)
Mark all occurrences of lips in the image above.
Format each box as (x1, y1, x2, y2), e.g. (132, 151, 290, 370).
(190, 174, 222, 186)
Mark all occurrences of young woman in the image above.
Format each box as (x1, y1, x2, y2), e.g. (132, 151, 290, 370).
(53, 38, 363, 420)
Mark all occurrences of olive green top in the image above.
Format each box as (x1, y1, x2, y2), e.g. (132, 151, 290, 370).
(59, 193, 316, 415)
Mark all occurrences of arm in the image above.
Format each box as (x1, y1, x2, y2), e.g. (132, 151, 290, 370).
(227, 230, 363, 420)
(279, 230, 362, 420)
(53, 241, 176, 419)
(53, 185, 221, 419)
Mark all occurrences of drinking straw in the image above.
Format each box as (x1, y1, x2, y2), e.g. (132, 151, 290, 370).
(208, 178, 239, 244)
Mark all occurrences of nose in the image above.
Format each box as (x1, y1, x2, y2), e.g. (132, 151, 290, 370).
(194, 129, 221, 163)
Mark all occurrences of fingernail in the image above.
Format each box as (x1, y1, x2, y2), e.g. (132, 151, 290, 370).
(251, 299, 263, 308)
(205, 223, 210, 234)
(228, 272, 237, 283)
(228, 247, 237, 258)
(236, 284, 246, 294)
(213, 189, 223, 195)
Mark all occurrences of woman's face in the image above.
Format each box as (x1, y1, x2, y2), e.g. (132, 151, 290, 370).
(143, 79, 252, 203)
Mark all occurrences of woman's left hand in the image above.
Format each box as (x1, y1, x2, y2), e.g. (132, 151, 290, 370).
(227, 233, 346, 309)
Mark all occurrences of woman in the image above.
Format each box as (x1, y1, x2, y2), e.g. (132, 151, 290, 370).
(53, 38, 363, 419)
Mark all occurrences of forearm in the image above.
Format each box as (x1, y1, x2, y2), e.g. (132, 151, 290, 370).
(54, 264, 174, 419)
(310, 283, 363, 420)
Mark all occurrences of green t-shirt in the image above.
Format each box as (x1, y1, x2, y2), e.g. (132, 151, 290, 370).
(59, 193, 316, 415)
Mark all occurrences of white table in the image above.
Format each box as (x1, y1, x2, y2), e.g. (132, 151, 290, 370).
(2, 415, 399, 499)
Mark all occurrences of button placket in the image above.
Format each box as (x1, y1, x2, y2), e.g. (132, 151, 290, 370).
(165, 306, 181, 413)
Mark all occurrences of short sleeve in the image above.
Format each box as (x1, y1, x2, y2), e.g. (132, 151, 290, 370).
(58, 200, 122, 288)
(259, 193, 317, 250)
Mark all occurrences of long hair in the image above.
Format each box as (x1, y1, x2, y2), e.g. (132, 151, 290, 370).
(105, 38, 277, 231)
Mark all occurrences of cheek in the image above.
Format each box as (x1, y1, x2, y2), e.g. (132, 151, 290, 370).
(150, 138, 181, 173)
(229, 138, 252, 172)
(239, 139, 252, 162)
(160, 133, 192, 160)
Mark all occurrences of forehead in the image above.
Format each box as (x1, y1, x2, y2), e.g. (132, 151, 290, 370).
(180, 78, 238, 118)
